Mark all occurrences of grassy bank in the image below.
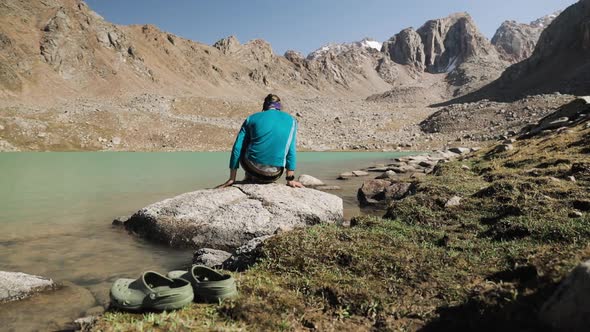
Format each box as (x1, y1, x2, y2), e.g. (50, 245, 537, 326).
(93, 123, 590, 331)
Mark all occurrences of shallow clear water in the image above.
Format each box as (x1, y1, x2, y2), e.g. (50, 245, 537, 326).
(0, 152, 411, 331)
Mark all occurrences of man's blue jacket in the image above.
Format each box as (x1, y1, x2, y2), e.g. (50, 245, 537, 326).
(229, 109, 298, 171)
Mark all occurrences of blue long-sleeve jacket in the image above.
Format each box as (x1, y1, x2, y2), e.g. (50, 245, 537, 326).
(229, 109, 298, 171)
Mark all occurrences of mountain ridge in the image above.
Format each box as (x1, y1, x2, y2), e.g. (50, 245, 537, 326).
(0, 0, 560, 105)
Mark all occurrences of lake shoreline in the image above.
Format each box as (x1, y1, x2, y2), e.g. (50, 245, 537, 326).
(0, 151, 415, 331)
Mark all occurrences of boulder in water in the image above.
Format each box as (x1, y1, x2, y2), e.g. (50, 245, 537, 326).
(124, 184, 343, 250)
(0, 271, 55, 303)
(298, 174, 325, 188)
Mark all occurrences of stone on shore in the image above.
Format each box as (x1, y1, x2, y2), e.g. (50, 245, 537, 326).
(0, 271, 55, 303)
(192, 248, 232, 268)
(222, 235, 273, 271)
(358, 180, 414, 208)
(540, 259, 590, 331)
(124, 184, 343, 250)
(495, 144, 514, 153)
(358, 179, 392, 207)
(376, 170, 397, 180)
(338, 172, 355, 180)
(449, 147, 471, 155)
(385, 182, 415, 201)
(316, 185, 341, 191)
(298, 174, 325, 187)
(445, 196, 462, 208)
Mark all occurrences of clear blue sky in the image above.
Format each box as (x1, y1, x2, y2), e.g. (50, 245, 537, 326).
(85, 0, 576, 56)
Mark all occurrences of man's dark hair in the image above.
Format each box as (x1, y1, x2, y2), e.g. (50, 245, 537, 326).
(263, 94, 281, 110)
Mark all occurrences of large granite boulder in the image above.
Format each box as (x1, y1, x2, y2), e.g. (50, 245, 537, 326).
(0, 271, 55, 303)
(124, 184, 343, 250)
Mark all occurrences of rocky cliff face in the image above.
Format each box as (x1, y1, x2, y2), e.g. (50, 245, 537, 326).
(383, 13, 503, 75)
(491, 12, 560, 63)
(382, 28, 426, 72)
(379, 13, 508, 97)
(418, 13, 501, 74)
(446, 0, 590, 103)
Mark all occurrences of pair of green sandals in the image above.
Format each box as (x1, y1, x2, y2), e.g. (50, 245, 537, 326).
(109, 265, 238, 311)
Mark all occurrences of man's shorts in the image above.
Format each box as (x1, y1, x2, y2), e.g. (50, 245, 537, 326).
(240, 156, 284, 183)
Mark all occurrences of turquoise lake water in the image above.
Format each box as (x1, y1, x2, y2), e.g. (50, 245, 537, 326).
(0, 152, 411, 330)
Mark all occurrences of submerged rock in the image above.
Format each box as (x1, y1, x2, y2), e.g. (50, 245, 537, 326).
(338, 172, 355, 180)
(0, 281, 96, 332)
(124, 184, 343, 250)
(315, 185, 341, 191)
(0, 271, 55, 303)
(298, 174, 325, 187)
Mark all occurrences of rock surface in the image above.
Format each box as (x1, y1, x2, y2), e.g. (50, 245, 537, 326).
(382, 28, 426, 72)
(222, 235, 273, 271)
(540, 259, 590, 331)
(358, 180, 415, 208)
(192, 248, 232, 268)
(358, 179, 393, 207)
(124, 184, 343, 250)
(445, 196, 462, 208)
(520, 97, 590, 138)
(0, 271, 55, 303)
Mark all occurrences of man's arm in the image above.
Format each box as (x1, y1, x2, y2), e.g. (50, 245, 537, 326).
(285, 120, 304, 188)
(217, 120, 247, 188)
(229, 119, 248, 170)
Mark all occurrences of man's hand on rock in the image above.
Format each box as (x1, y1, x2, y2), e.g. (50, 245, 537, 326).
(215, 179, 235, 189)
(215, 169, 238, 189)
(287, 180, 305, 188)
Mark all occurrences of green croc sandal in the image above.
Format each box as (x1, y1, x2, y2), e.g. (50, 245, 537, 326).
(110, 271, 194, 311)
(168, 265, 238, 303)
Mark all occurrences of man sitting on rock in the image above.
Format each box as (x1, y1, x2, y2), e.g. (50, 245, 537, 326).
(217, 94, 304, 188)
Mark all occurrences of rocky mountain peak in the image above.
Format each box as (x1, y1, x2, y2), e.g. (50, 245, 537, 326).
(213, 35, 241, 54)
(491, 12, 560, 62)
(530, 11, 562, 28)
(284, 50, 305, 64)
(240, 39, 274, 63)
(383, 12, 500, 75)
(354, 38, 383, 51)
(417, 12, 496, 73)
(382, 28, 425, 72)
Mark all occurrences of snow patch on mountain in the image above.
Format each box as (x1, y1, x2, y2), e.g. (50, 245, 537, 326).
(530, 11, 561, 29)
(307, 38, 382, 60)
